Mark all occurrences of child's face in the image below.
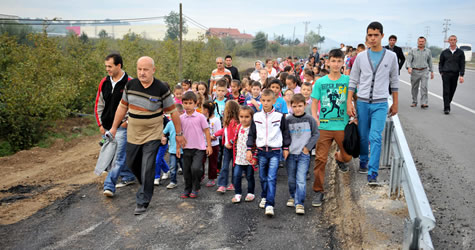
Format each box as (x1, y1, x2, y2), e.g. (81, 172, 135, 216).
(304, 74, 313, 82)
(292, 101, 306, 116)
(174, 89, 183, 100)
(259, 70, 267, 80)
(269, 83, 281, 95)
(286, 79, 295, 89)
(201, 107, 209, 117)
(182, 99, 196, 113)
(329, 57, 344, 73)
(230, 82, 239, 94)
(284, 91, 293, 102)
(182, 83, 190, 91)
(239, 110, 252, 127)
(251, 86, 261, 97)
(301, 85, 312, 98)
(245, 83, 251, 92)
(216, 86, 227, 99)
(198, 84, 207, 96)
(261, 94, 275, 111)
(192, 83, 198, 92)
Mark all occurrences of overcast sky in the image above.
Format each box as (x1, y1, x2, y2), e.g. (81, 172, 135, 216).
(2, 0, 474, 49)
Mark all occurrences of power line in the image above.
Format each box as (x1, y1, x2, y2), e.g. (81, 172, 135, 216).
(442, 19, 451, 48)
(0, 16, 167, 26)
(183, 14, 208, 30)
(0, 16, 166, 22)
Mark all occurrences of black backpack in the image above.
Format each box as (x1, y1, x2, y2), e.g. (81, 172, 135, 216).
(343, 122, 360, 158)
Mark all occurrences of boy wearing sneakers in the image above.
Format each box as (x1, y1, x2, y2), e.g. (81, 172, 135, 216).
(286, 94, 320, 214)
(162, 104, 184, 189)
(247, 89, 291, 217)
(310, 49, 353, 207)
(179, 92, 213, 198)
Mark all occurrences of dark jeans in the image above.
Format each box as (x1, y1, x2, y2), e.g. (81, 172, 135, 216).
(183, 149, 206, 193)
(233, 164, 255, 195)
(126, 140, 160, 207)
(442, 72, 459, 111)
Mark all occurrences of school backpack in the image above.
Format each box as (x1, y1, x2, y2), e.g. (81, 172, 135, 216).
(343, 122, 360, 158)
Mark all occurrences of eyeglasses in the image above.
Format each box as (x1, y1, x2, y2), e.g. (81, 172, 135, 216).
(216, 62, 223, 64)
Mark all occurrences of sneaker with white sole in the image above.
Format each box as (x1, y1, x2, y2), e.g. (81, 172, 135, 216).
(286, 198, 295, 207)
(161, 172, 169, 180)
(232, 194, 242, 203)
(154, 178, 160, 186)
(116, 179, 136, 188)
(259, 198, 266, 208)
(295, 204, 305, 215)
(166, 182, 177, 189)
(103, 189, 114, 197)
(265, 206, 274, 216)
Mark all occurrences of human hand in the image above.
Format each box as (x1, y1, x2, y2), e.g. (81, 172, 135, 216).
(283, 150, 289, 160)
(246, 151, 253, 162)
(430, 72, 434, 80)
(460, 76, 464, 84)
(388, 103, 398, 117)
(408, 68, 412, 74)
(347, 103, 356, 117)
(302, 147, 309, 155)
(176, 135, 187, 148)
(99, 126, 105, 135)
(109, 127, 117, 138)
(206, 146, 213, 156)
(161, 137, 167, 145)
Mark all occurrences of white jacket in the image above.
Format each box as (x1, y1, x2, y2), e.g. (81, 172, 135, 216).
(247, 108, 291, 150)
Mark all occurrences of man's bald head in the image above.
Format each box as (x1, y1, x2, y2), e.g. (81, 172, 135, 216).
(137, 56, 156, 85)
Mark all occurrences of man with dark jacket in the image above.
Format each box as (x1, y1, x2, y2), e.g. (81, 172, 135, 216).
(385, 35, 405, 74)
(95, 53, 136, 197)
(224, 55, 240, 80)
(439, 35, 465, 114)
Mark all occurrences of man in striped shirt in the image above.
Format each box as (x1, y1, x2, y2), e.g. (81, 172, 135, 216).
(110, 56, 185, 215)
(209, 57, 232, 95)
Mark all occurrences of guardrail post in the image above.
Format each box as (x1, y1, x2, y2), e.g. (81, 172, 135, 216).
(380, 119, 393, 168)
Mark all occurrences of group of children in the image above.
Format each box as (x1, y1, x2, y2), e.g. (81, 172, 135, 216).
(154, 48, 356, 217)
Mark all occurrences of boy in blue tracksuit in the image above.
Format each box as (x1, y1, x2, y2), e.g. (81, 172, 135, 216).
(247, 89, 291, 217)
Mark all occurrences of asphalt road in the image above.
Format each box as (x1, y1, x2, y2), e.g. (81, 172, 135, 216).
(0, 163, 337, 249)
(397, 66, 475, 249)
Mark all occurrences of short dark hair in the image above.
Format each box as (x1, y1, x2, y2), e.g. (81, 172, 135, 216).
(174, 85, 183, 91)
(328, 49, 344, 60)
(105, 53, 123, 68)
(225, 55, 232, 60)
(251, 81, 261, 89)
(176, 103, 184, 112)
(312, 47, 317, 50)
(389, 35, 397, 40)
(283, 66, 292, 72)
(231, 79, 241, 88)
(216, 79, 227, 88)
(291, 93, 306, 105)
(269, 79, 282, 90)
(367, 21, 383, 34)
(418, 36, 426, 41)
(240, 105, 254, 117)
(357, 43, 366, 50)
(261, 89, 275, 98)
(304, 69, 314, 77)
(286, 74, 297, 83)
(302, 82, 312, 89)
(182, 91, 197, 103)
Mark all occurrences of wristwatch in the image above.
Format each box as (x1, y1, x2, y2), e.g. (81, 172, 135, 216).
(176, 132, 183, 136)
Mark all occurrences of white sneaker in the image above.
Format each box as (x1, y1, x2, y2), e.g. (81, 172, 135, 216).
(161, 172, 169, 180)
(103, 190, 114, 197)
(296, 204, 305, 215)
(154, 178, 160, 186)
(166, 182, 177, 189)
(286, 198, 295, 207)
(259, 198, 266, 208)
(265, 206, 274, 216)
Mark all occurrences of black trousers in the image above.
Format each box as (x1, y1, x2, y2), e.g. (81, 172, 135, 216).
(183, 149, 206, 193)
(126, 140, 160, 206)
(442, 72, 459, 111)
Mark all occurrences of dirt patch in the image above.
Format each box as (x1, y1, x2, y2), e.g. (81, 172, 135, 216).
(0, 129, 103, 225)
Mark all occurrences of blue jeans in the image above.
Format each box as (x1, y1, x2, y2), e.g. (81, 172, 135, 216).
(356, 100, 388, 176)
(286, 152, 311, 205)
(169, 153, 182, 184)
(258, 149, 280, 207)
(233, 164, 255, 195)
(154, 144, 170, 179)
(217, 147, 233, 187)
(104, 127, 135, 192)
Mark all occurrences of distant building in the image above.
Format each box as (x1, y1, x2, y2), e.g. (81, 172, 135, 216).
(79, 24, 204, 40)
(207, 28, 254, 41)
(0, 14, 19, 19)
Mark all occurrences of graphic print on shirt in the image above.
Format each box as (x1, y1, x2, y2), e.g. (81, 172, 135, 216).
(320, 83, 347, 124)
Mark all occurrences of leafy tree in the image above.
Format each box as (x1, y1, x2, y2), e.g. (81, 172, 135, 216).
(275, 35, 286, 45)
(79, 32, 89, 43)
(98, 29, 108, 39)
(293, 38, 301, 45)
(305, 30, 324, 46)
(252, 32, 267, 55)
(164, 11, 188, 40)
(222, 36, 236, 51)
(429, 46, 443, 58)
(0, 21, 33, 44)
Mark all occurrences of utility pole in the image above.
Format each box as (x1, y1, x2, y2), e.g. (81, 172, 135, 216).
(316, 24, 322, 49)
(424, 26, 430, 47)
(291, 26, 295, 58)
(179, 3, 183, 81)
(442, 19, 451, 48)
(303, 21, 310, 44)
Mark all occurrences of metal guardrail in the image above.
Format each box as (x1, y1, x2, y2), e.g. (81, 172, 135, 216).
(380, 98, 436, 250)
